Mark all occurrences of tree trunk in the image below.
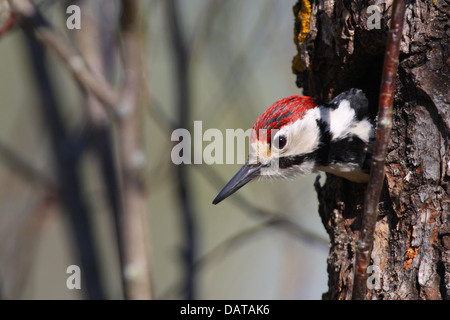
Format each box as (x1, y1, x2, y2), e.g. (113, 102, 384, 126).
(292, 0, 449, 300)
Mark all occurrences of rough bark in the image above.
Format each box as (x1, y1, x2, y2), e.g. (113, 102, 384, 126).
(293, 0, 449, 299)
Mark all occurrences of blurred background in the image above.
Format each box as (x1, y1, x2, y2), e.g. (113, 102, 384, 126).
(0, 0, 328, 299)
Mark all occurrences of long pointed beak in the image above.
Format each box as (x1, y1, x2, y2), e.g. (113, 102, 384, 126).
(213, 162, 262, 205)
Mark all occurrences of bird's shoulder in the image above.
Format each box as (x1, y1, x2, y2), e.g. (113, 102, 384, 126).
(325, 88, 369, 121)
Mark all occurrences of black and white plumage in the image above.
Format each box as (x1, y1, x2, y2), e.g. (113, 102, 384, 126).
(315, 88, 375, 182)
(213, 88, 375, 205)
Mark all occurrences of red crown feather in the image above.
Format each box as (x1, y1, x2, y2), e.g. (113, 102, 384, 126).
(251, 95, 317, 144)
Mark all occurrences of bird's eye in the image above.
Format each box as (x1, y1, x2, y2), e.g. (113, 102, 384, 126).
(276, 135, 287, 149)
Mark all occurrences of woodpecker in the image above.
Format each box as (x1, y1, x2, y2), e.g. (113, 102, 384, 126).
(213, 88, 375, 205)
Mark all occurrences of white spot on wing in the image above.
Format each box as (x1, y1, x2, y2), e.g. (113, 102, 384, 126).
(349, 119, 373, 143)
(328, 99, 355, 141)
(325, 99, 373, 143)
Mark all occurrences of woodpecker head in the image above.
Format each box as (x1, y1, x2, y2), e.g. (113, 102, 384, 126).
(213, 88, 374, 205)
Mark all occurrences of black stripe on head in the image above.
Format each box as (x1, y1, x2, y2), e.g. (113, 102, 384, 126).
(279, 152, 317, 169)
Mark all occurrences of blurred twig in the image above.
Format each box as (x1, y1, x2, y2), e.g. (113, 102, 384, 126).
(74, 0, 127, 299)
(7, 0, 119, 110)
(142, 60, 328, 248)
(197, 164, 328, 247)
(188, 0, 225, 60)
(198, 0, 275, 126)
(143, 89, 328, 248)
(161, 208, 327, 299)
(158, 162, 328, 299)
(159, 218, 281, 299)
(117, 0, 153, 300)
(19, 7, 105, 298)
(7, 0, 153, 300)
(352, 0, 406, 300)
(166, 0, 197, 300)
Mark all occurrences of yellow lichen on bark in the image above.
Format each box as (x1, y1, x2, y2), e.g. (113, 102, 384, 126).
(297, 0, 311, 44)
(292, 0, 312, 74)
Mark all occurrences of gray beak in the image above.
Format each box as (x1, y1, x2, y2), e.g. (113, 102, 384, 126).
(212, 162, 263, 205)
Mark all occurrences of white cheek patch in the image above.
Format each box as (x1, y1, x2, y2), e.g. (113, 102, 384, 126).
(281, 108, 321, 157)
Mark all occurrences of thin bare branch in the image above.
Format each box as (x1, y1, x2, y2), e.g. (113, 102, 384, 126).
(159, 218, 293, 299)
(74, 0, 127, 299)
(198, 164, 329, 247)
(117, 0, 153, 300)
(352, 0, 406, 300)
(7, 0, 119, 110)
(20, 15, 106, 299)
(166, 0, 197, 300)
